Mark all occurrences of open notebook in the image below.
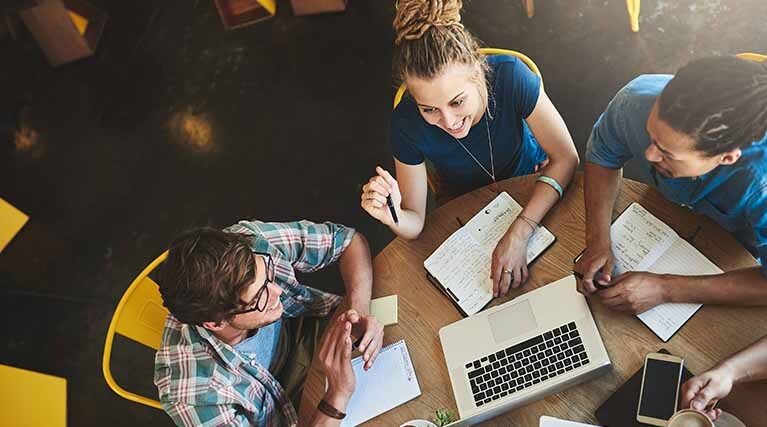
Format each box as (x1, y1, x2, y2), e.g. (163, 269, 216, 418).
(609, 202, 723, 341)
(424, 192, 556, 316)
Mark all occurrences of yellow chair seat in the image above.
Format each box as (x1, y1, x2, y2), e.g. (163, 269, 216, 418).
(0, 365, 66, 427)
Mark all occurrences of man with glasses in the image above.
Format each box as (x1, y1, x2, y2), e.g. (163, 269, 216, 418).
(154, 220, 383, 426)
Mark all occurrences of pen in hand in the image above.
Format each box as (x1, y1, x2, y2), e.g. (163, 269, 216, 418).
(572, 270, 611, 289)
(386, 194, 399, 225)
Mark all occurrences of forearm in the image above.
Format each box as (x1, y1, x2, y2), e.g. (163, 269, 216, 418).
(664, 267, 767, 306)
(716, 335, 767, 384)
(386, 207, 426, 240)
(338, 232, 374, 315)
(520, 155, 577, 223)
(584, 162, 622, 246)
(306, 391, 350, 427)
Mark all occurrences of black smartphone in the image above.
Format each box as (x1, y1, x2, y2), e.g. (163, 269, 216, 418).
(636, 352, 685, 426)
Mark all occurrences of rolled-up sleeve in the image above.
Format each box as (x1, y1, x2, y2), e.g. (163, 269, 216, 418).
(585, 91, 635, 169)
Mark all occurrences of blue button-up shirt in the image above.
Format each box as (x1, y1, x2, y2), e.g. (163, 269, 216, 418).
(586, 74, 767, 275)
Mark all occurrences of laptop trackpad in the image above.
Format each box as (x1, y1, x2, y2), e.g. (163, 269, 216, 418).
(488, 299, 538, 343)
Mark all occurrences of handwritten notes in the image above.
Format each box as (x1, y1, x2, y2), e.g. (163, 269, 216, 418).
(424, 192, 556, 316)
(611, 203, 722, 342)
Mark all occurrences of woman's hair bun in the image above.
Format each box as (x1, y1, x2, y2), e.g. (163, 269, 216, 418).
(394, 0, 464, 46)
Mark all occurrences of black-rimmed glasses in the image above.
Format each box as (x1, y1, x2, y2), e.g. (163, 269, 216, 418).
(229, 252, 275, 315)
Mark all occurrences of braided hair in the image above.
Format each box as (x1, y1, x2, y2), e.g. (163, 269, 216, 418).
(658, 56, 767, 156)
(393, 0, 489, 88)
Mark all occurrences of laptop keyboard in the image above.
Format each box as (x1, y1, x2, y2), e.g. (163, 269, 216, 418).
(464, 322, 589, 407)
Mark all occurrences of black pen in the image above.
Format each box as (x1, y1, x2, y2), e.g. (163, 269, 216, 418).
(571, 270, 610, 289)
(386, 194, 399, 225)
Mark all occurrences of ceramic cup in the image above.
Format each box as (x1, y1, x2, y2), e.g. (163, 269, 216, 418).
(667, 409, 715, 427)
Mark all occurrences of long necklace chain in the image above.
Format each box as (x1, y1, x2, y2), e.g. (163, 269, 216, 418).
(452, 110, 495, 183)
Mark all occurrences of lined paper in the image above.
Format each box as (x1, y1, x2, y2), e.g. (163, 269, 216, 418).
(611, 203, 722, 342)
(424, 192, 555, 316)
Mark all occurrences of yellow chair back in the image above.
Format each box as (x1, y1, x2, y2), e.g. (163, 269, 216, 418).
(736, 52, 767, 63)
(102, 251, 169, 410)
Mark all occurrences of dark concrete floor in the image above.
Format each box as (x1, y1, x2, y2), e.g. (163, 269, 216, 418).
(1, 0, 765, 425)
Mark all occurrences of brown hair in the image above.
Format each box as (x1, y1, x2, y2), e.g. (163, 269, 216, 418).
(393, 0, 489, 105)
(159, 227, 257, 325)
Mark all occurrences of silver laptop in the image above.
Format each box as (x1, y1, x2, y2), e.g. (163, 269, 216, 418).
(440, 275, 611, 426)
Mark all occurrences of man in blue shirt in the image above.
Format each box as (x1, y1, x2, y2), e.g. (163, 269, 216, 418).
(575, 56, 767, 314)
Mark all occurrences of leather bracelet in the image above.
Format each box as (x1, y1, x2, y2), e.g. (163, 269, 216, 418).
(318, 399, 346, 420)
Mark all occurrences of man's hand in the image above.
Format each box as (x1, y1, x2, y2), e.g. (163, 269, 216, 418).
(681, 366, 735, 421)
(597, 271, 668, 314)
(318, 317, 355, 410)
(574, 242, 614, 294)
(341, 309, 384, 370)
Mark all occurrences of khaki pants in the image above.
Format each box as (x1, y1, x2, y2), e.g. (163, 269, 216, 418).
(273, 315, 331, 411)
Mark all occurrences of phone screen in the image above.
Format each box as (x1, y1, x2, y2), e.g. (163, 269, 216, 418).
(638, 358, 682, 420)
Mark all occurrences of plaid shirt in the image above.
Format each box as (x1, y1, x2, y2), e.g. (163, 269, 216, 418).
(154, 220, 354, 426)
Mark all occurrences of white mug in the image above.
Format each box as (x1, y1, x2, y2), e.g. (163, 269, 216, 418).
(666, 409, 715, 427)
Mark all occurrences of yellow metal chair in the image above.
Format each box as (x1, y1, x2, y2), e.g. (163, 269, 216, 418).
(521, 1, 640, 32)
(392, 48, 543, 195)
(0, 364, 66, 427)
(102, 251, 169, 410)
(736, 52, 767, 63)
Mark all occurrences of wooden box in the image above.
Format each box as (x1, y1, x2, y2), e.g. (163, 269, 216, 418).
(290, 0, 347, 16)
(214, 0, 275, 30)
(18, 0, 107, 67)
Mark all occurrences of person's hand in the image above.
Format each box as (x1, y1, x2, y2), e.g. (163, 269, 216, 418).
(340, 309, 384, 370)
(361, 166, 401, 227)
(318, 317, 355, 409)
(597, 271, 668, 314)
(574, 241, 615, 295)
(491, 220, 532, 297)
(681, 366, 736, 421)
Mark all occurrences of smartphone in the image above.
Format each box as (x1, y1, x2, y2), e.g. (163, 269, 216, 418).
(637, 352, 685, 426)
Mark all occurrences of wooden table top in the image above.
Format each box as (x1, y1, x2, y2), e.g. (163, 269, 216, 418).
(299, 172, 767, 426)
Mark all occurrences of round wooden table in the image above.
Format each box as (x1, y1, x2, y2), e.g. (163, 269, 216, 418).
(299, 173, 767, 426)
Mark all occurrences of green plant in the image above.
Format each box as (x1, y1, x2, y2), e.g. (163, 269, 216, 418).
(433, 408, 457, 426)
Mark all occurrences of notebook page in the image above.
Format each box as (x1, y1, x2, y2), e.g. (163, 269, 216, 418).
(610, 203, 677, 275)
(465, 192, 555, 261)
(423, 228, 493, 315)
(341, 340, 421, 427)
(539, 416, 602, 427)
(637, 238, 723, 342)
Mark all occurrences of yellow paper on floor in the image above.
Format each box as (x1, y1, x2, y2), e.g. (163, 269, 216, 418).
(68, 10, 89, 35)
(0, 198, 29, 252)
(0, 364, 66, 427)
(370, 295, 398, 326)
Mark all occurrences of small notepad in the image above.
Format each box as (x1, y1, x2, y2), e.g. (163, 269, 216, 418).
(540, 416, 601, 427)
(341, 339, 420, 426)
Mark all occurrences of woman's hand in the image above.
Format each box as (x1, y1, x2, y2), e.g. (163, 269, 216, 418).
(681, 366, 736, 421)
(491, 218, 534, 297)
(361, 166, 402, 227)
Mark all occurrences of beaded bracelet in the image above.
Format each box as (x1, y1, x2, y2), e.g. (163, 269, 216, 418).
(537, 175, 564, 198)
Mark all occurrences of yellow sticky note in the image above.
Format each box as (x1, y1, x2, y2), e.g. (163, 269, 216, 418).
(370, 295, 398, 326)
(68, 10, 89, 35)
(0, 198, 28, 252)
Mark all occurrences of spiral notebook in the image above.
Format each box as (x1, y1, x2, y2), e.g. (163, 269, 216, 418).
(341, 339, 421, 426)
(424, 192, 556, 317)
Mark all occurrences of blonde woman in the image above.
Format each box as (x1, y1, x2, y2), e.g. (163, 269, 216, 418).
(361, 0, 578, 297)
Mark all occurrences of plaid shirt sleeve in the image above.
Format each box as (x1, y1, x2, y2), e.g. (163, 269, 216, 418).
(237, 220, 355, 273)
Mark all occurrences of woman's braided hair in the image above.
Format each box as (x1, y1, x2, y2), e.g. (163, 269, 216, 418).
(393, 0, 489, 91)
(658, 56, 767, 156)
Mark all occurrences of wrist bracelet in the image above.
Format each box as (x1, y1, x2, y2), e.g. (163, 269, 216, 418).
(515, 214, 539, 232)
(536, 175, 564, 198)
(318, 399, 346, 420)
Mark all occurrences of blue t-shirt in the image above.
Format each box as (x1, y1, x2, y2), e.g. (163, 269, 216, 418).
(234, 319, 282, 372)
(586, 74, 767, 275)
(391, 55, 547, 196)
